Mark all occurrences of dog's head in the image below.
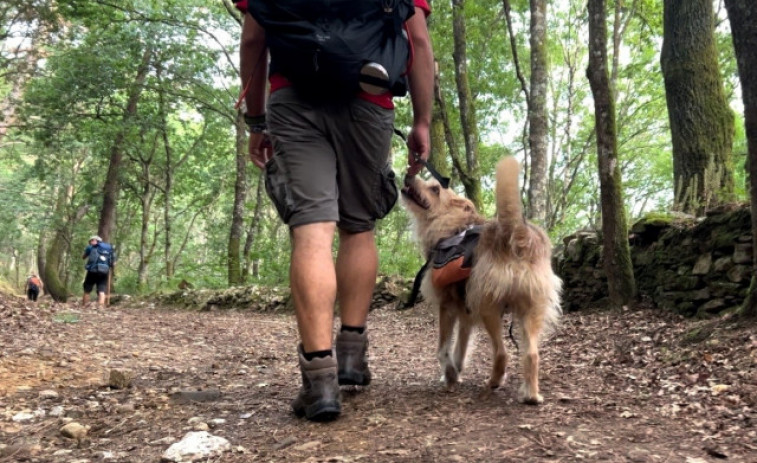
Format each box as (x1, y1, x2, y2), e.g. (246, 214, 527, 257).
(401, 175, 482, 252)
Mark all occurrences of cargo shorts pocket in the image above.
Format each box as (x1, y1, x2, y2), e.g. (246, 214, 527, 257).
(264, 157, 295, 223)
(372, 163, 399, 220)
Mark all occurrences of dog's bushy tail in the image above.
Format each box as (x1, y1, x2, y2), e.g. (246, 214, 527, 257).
(495, 156, 523, 226)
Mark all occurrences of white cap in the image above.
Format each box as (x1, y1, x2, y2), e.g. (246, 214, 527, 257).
(89, 235, 102, 242)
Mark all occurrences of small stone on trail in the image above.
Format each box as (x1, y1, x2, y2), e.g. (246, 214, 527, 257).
(12, 409, 45, 422)
(187, 417, 209, 432)
(39, 390, 59, 400)
(161, 431, 231, 462)
(108, 369, 134, 389)
(60, 422, 89, 441)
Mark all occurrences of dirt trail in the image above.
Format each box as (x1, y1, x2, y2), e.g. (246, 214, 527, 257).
(1, 294, 756, 462)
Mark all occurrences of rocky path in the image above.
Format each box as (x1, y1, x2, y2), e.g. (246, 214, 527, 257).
(1, 294, 756, 462)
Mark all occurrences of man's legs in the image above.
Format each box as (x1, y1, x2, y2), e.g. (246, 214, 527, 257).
(336, 229, 377, 327)
(289, 222, 341, 421)
(290, 222, 337, 352)
(82, 292, 90, 305)
(97, 291, 106, 307)
(335, 229, 377, 385)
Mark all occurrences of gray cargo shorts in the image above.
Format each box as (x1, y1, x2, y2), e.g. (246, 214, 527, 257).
(264, 87, 398, 233)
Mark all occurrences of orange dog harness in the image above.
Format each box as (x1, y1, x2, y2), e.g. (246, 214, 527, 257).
(430, 226, 482, 288)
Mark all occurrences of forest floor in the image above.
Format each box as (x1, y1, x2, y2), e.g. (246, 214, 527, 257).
(1, 291, 756, 463)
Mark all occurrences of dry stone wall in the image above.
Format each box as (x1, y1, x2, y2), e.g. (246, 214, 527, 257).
(555, 204, 753, 317)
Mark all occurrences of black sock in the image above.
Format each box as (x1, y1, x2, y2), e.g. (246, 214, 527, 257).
(340, 325, 365, 334)
(303, 349, 332, 361)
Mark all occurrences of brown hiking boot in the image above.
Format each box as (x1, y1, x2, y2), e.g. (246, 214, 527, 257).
(291, 345, 341, 421)
(336, 330, 372, 386)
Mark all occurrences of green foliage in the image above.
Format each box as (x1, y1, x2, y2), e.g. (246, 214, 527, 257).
(53, 312, 80, 324)
(0, 0, 746, 294)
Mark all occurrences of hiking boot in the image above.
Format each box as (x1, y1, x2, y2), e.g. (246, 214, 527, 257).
(291, 345, 341, 422)
(336, 330, 372, 386)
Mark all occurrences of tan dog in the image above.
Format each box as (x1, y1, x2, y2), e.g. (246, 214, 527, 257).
(401, 156, 562, 404)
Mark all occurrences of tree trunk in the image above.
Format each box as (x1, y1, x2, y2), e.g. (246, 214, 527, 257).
(36, 231, 46, 293)
(724, 0, 757, 318)
(430, 62, 451, 179)
(163, 140, 174, 280)
(660, 0, 734, 215)
(228, 109, 247, 285)
(44, 186, 72, 302)
(451, 0, 482, 210)
(243, 173, 265, 282)
(137, 175, 156, 291)
(527, 0, 549, 225)
(587, 0, 637, 308)
(434, 62, 466, 189)
(97, 46, 151, 242)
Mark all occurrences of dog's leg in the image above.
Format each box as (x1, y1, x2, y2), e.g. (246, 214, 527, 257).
(518, 310, 544, 405)
(452, 312, 473, 380)
(437, 303, 459, 391)
(480, 305, 508, 390)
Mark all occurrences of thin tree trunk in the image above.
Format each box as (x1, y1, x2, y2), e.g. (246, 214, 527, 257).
(98, 46, 152, 242)
(44, 185, 72, 302)
(243, 173, 265, 282)
(171, 213, 200, 274)
(587, 0, 637, 308)
(137, 188, 156, 290)
(36, 231, 46, 293)
(660, 0, 734, 215)
(434, 63, 465, 188)
(228, 109, 247, 285)
(724, 0, 757, 318)
(527, 0, 548, 224)
(430, 62, 451, 179)
(451, 0, 482, 210)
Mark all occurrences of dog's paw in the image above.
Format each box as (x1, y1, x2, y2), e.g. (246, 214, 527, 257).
(487, 373, 507, 390)
(441, 365, 461, 392)
(444, 366, 459, 384)
(519, 383, 543, 404)
(521, 394, 544, 405)
(444, 381, 459, 393)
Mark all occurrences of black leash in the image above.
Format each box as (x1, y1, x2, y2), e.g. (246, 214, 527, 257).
(393, 127, 449, 311)
(393, 128, 451, 189)
(396, 260, 429, 310)
(508, 319, 519, 351)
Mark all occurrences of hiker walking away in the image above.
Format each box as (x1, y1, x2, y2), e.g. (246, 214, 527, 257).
(235, 0, 434, 421)
(82, 235, 116, 308)
(25, 274, 44, 303)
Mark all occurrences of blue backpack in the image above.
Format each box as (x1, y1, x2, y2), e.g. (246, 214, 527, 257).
(86, 243, 115, 274)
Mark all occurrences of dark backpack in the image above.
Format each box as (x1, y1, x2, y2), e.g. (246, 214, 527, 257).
(87, 243, 114, 274)
(247, 0, 415, 100)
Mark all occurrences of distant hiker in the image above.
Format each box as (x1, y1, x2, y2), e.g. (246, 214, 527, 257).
(25, 274, 43, 302)
(235, 0, 434, 421)
(82, 235, 116, 308)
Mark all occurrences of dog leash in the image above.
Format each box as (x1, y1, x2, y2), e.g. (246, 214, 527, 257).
(396, 261, 428, 311)
(509, 320, 519, 351)
(393, 127, 451, 189)
(393, 126, 450, 311)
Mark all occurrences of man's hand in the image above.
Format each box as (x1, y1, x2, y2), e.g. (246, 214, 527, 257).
(406, 123, 430, 177)
(249, 132, 273, 169)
